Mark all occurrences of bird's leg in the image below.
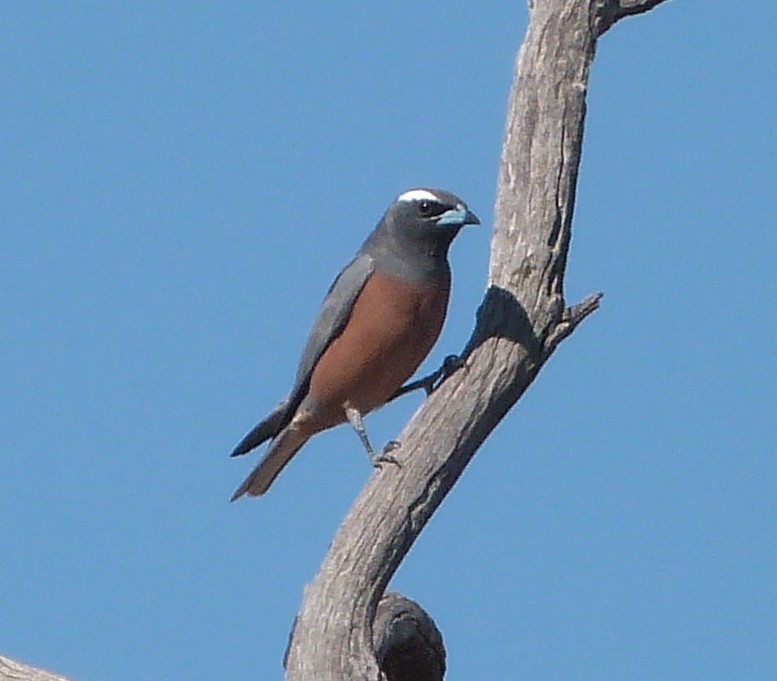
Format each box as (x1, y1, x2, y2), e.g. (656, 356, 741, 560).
(388, 354, 465, 402)
(344, 404, 374, 454)
(344, 403, 400, 468)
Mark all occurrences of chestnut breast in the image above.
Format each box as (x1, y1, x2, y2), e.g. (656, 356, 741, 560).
(307, 268, 451, 426)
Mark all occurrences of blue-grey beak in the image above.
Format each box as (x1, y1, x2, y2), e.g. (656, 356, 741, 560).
(436, 203, 481, 227)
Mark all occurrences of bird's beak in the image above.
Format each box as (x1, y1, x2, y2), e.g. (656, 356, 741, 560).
(463, 208, 480, 226)
(437, 204, 481, 227)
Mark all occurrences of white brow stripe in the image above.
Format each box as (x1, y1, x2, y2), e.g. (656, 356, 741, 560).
(397, 189, 440, 203)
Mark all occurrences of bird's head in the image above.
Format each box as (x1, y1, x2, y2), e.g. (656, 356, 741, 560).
(363, 188, 480, 277)
(388, 188, 481, 240)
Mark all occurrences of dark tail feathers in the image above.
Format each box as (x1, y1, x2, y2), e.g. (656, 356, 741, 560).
(230, 426, 309, 500)
(229, 400, 290, 457)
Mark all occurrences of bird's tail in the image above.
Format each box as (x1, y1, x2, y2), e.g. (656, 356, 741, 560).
(230, 425, 309, 501)
(229, 399, 291, 458)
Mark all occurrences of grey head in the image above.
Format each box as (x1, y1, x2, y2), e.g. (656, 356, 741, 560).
(361, 188, 480, 282)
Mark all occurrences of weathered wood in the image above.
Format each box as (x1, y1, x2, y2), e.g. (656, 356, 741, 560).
(0, 656, 72, 681)
(285, 1, 670, 680)
(373, 593, 445, 681)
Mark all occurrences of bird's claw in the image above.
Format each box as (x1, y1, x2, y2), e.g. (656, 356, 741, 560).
(388, 354, 466, 402)
(372, 440, 401, 469)
(436, 354, 465, 390)
(422, 354, 465, 394)
(383, 439, 401, 454)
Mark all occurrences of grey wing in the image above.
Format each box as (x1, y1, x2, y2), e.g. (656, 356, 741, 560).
(286, 252, 375, 410)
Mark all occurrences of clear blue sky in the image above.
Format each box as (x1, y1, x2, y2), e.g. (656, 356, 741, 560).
(2, 3, 776, 680)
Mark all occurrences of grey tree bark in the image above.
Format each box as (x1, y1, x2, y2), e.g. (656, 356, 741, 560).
(0, 657, 72, 681)
(2, 1, 671, 680)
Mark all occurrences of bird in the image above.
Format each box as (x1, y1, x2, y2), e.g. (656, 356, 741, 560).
(229, 188, 479, 500)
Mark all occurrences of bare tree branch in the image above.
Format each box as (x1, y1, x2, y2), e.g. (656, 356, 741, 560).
(617, 0, 669, 18)
(284, 593, 444, 681)
(0, 656, 73, 681)
(373, 594, 445, 681)
(596, 0, 671, 34)
(285, 1, 670, 680)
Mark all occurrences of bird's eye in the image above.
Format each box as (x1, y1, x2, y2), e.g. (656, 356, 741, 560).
(417, 200, 448, 219)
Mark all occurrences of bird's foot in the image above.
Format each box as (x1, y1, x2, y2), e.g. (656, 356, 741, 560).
(436, 354, 465, 390)
(372, 440, 401, 469)
(388, 354, 466, 402)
